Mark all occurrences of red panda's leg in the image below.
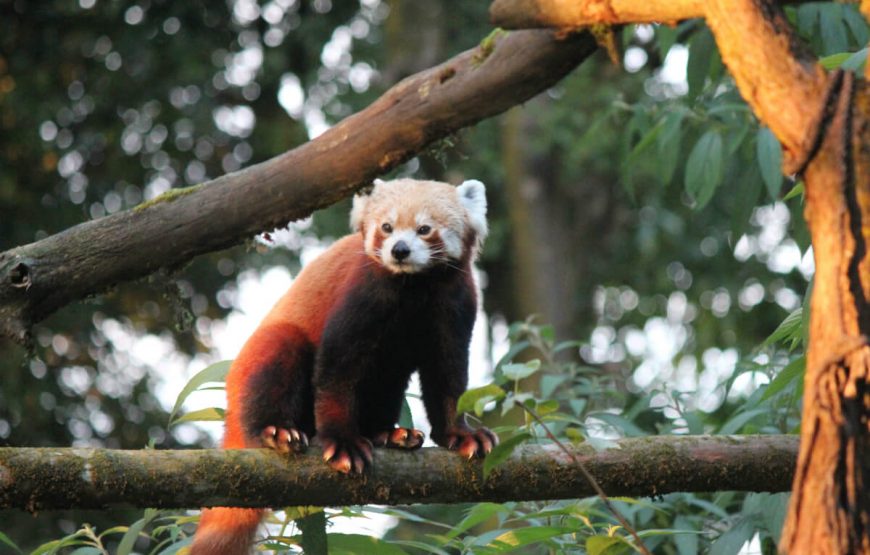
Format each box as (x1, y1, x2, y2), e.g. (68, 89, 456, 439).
(419, 297, 499, 459)
(225, 323, 316, 452)
(314, 387, 374, 474)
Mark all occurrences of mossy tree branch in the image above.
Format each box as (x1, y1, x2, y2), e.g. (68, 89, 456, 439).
(0, 29, 598, 344)
(0, 435, 797, 511)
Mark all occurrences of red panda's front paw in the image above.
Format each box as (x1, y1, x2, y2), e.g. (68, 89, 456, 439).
(372, 427, 425, 450)
(320, 434, 374, 474)
(261, 425, 309, 454)
(442, 426, 499, 459)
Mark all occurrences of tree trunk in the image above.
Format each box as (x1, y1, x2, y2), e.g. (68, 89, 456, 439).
(489, 0, 870, 552)
(782, 72, 870, 555)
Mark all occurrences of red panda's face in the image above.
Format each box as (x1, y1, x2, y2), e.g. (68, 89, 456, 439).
(351, 179, 487, 274)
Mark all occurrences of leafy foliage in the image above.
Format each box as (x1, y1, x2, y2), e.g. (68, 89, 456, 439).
(2, 0, 868, 552)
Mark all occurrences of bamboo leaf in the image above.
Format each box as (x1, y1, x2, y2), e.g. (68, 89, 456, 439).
(756, 127, 783, 200)
(457, 384, 505, 416)
(685, 130, 723, 209)
(169, 360, 231, 424)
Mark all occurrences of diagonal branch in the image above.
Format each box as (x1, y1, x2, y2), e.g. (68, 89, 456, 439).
(0, 436, 797, 510)
(0, 30, 598, 344)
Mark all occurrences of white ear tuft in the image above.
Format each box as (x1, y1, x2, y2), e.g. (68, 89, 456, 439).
(457, 179, 488, 239)
(350, 192, 369, 232)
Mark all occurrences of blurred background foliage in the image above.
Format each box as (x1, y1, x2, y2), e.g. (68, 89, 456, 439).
(0, 0, 867, 551)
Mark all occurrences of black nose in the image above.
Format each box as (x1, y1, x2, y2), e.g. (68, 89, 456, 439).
(391, 241, 411, 261)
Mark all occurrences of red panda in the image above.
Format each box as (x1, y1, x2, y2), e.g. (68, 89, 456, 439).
(190, 178, 497, 555)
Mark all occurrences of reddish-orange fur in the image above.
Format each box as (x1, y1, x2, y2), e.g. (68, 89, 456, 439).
(192, 235, 370, 555)
(191, 179, 491, 553)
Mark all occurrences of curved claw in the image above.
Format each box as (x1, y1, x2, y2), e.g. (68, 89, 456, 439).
(372, 427, 425, 450)
(320, 435, 374, 474)
(261, 425, 309, 454)
(443, 426, 499, 459)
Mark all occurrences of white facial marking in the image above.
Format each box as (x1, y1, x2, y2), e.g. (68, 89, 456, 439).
(441, 229, 463, 259)
(382, 229, 431, 273)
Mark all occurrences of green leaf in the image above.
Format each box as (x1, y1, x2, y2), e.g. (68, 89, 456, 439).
(171, 407, 225, 424)
(760, 492, 791, 541)
(842, 48, 868, 73)
(487, 526, 576, 551)
(655, 25, 678, 59)
(155, 536, 193, 555)
(819, 51, 854, 70)
(540, 374, 569, 398)
(756, 127, 783, 200)
(326, 534, 409, 555)
(674, 516, 699, 555)
(483, 432, 532, 479)
(388, 540, 450, 555)
(783, 181, 804, 202)
(760, 355, 806, 402)
(501, 360, 541, 381)
(169, 360, 231, 424)
(843, 6, 869, 44)
(685, 129, 724, 209)
(591, 412, 647, 437)
(731, 163, 763, 239)
(710, 518, 755, 555)
(398, 397, 414, 429)
(657, 109, 686, 186)
(586, 535, 632, 555)
(718, 408, 768, 435)
(117, 509, 159, 555)
(0, 532, 21, 554)
(797, 4, 819, 36)
(762, 307, 803, 350)
(819, 4, 849, 56)
(457, 384, 505, 416)
(445, 503, 509, 540)
(687, 27, 716, 100)
(536, 399, 560, 416)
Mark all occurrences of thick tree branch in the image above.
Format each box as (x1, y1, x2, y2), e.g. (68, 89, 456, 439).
(0, 435, 797, 510)
(0, 30, 598, 344)
(490, 0, 703, 28)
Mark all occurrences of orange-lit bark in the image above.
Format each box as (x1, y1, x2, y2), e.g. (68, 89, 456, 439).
(490, 0, 703, 27)
(491, 0, 870, 552)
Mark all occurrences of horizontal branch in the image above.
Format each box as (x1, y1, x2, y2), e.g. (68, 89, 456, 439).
(490, 0, 704, 28)
(0, 30, 598, 343)
(0, 435, 797, 510)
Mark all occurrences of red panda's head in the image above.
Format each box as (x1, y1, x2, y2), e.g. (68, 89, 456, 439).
(350, 178, 488, 274)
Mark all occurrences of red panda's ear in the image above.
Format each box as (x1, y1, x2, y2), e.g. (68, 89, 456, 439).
(350, 181, 380, 232)
(457, 179, 488, 240)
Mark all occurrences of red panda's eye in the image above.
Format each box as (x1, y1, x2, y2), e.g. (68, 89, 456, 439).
(417, 225, 431, 235)
(381, 222, 393, 233)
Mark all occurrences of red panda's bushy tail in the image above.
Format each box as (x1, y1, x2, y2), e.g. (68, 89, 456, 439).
(190, 403, 264, 555)
(189, 506, 263, 555)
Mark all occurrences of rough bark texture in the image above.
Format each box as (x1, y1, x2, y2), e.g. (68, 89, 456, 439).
(491, 0, 870, 553)
(0, 29, 598, 344)
(782, 73, 870, 555)
(490, 0, 704, 28)
(0, 435, 796, 510)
